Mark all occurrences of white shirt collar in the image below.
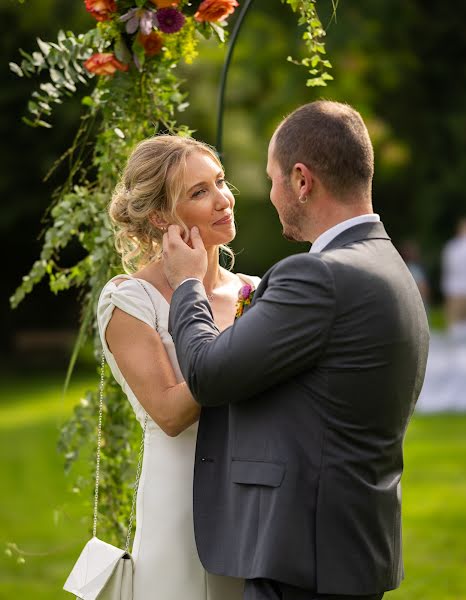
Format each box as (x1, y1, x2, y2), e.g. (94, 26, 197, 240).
(309, 214, 380, 254)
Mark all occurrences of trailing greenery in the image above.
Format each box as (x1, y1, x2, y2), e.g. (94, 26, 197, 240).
(9, 0, 335, 546)
(9, 29, 101, 128)
(286, 0, 335, 87)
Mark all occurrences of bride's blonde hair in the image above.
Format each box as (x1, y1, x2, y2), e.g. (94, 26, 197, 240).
(110, 134, 234, 272)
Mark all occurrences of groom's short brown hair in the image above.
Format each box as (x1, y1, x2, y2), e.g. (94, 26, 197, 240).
(273, 101, 374, 199)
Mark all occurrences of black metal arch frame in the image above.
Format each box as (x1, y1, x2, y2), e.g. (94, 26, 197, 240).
(215, 0, 255, 157)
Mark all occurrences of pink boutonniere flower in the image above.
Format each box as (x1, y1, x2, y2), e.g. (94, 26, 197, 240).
(235, 283, 256, 319)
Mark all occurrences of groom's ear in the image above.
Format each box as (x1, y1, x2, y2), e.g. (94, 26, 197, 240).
(291, 162, 314, 198)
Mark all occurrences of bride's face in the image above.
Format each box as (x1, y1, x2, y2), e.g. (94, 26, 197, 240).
(176, 151, 236, 247)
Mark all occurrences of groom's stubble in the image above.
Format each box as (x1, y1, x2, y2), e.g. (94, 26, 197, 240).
(279, 184, 309, 243)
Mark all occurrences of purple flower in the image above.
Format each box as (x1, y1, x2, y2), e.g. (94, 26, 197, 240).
(235, 284, 255, 319)
(120, 8, 157, 36)
(155, 7, 186, 33)
(239, 284, 253, 301)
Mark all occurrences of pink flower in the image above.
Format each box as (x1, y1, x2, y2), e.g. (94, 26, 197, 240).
(120, 8, 158, 35)
(156, 7, 186, 33)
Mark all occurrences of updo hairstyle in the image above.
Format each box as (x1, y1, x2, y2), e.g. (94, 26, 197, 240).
(110, 134, 224, 272)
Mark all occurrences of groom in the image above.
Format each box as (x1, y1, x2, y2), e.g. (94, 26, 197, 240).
(162, 101, 429, 600)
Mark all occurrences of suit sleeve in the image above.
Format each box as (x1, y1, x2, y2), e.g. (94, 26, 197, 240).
(168, 253, 336, 406)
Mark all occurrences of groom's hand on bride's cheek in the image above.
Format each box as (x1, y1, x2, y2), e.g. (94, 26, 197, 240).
(163, 225, 208, 290)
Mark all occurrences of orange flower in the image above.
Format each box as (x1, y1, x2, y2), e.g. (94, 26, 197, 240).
(84, 53, 129, 75)
(149, 0, 181, 7)
(84, 0, 116, 22)
(137, 31, 164, 56)
(194, 0, 239, 22)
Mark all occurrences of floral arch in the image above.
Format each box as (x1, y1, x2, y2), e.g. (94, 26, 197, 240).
(10, 0, 334, 542)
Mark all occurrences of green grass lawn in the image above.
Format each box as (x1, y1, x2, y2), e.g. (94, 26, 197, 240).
(1, 374, 465, 599)
(0, 372, 94, 600)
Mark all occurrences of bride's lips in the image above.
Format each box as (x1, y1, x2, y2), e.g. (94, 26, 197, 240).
(213, 214, 233, 226)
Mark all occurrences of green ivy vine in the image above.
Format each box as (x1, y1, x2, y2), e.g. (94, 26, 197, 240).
(10, 0, 336, 548)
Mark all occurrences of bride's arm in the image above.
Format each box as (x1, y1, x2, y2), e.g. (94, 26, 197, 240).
(106, 307, 200, 437)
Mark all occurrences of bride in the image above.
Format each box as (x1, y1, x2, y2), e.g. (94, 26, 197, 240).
(97, 135, 259, 600)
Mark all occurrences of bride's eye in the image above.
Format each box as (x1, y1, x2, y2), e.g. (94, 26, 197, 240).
(192, 188, 206, 198)
(216, 178, 226, 188)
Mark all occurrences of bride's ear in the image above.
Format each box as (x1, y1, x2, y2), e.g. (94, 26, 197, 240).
(149, 211, 169, 231)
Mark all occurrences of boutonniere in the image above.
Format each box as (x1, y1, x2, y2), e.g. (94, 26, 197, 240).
(235, 283, 256, 319)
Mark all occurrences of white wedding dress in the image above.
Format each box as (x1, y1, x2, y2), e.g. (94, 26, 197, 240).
(97, 273, 259, 600)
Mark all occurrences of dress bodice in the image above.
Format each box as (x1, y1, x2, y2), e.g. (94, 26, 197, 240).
(97, 273, 260, 427)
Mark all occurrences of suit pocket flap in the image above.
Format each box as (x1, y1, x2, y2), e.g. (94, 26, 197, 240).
(231, 459, 285, 487)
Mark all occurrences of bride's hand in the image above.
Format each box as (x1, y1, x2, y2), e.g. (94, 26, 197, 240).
(162, 225, 208, 291)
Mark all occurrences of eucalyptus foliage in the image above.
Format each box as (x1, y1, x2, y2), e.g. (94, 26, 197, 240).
(11, 0, 335, 546)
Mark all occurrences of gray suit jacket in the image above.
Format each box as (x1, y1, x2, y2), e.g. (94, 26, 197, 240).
(168, 222, 429, 595)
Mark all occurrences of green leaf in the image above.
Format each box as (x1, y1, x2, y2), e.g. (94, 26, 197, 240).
(36, 38, 51, 56)
(27, 100, 40, 115)
(114, 37, 132, 65)
(62, 80, 77, 92)
(50, 68, 64, 84)
(38, 101, 52, 112)
(210, 22, 225, 43)
(22, 116, 38, 128)
(19, 48, 33, 62)
(71, 59, 84, 74)
(197, 22, 212, 40)
(132, 39, 146, 69)
(76, 72, 89, 85)
(35, 119, 53, 128)
(9, 62, 23, 77)
(306, 77, 328, 87)
(31, 52, 45, 67)
(40, 82, 60, 98)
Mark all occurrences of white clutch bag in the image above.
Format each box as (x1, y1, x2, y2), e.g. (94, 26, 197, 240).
(64, 281, 158, 599)
(63, 536, 133, 600)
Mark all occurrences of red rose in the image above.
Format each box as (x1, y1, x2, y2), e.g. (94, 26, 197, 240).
(84, 53, 129, 75)
(194, 0, 239, 22)
(84, 0, 117, 22)
(137, 32, 164, 57)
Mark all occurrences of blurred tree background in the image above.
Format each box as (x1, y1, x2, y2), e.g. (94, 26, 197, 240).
(2, 0, 466, 365)
(1, 1, 466, 598)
